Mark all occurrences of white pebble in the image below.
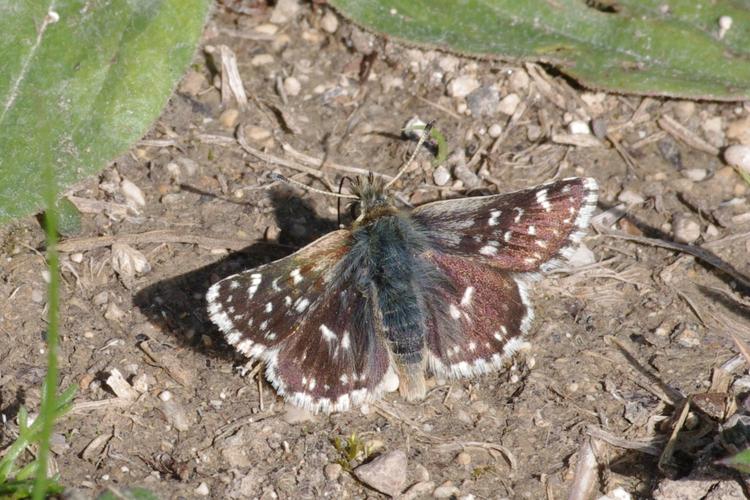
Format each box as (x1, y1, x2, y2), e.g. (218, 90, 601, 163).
(195, 482, 209, 496)
(498, 93, 520, 115)
(447, 75, 480, 98)
(120, 178, 145, 207)
(381, 368, 400, 393)
(725, 144, 750, 173)
(159, 390, 172, 402)
(568, 120, 591, 135)
(283, 76, 301, 96)
(617, 189, 645, 205)
(432, 165, 451, 186)
(673, 213, 701, 244)
(70, 252, 84, 263)
(488, 123, 503, 138)
(251, 54, 274, 66)
(321, 10, 339, 33)
(719, 15, 733, 39)
(682, 168, 708, 181)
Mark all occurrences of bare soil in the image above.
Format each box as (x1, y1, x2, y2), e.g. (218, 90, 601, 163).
(2, 2, 750, 499)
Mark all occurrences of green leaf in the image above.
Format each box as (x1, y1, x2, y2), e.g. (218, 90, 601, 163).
(330, 0, 750, 100)
(719, 448, 750, 474)
(0, 0, 212, 225)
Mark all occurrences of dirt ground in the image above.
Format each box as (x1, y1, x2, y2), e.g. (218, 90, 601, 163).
(3, 2, 750, 499)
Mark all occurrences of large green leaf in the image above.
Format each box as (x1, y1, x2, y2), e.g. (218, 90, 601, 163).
(330, 0, 750, 101)
(0, 0, 211, 225)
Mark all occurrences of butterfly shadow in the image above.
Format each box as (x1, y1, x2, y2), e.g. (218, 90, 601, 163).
(132, 188, 338, 360)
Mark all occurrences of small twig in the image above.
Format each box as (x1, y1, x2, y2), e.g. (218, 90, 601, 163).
(658, 397, 692, 473)
(586, 426, 664, 456)
(57, 230, 253, 253)
(435, 441, 517, 471)
(280, 142, 394, 181)
(658, 114, 719, 156)
(600, 228, 750, 290)
(567, 436, 602, 500)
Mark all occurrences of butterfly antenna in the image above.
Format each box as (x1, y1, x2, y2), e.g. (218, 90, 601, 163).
(269, 172, 358, 200)
(384, 121, 434, 191)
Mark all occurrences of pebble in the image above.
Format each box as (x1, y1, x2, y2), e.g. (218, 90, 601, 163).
(447, 75, 480, 98)
(382, 368, 400, 393)
(599, 487, 632, 500)
(165, 162, 181, 180)
(179, 70, 207, 96)
(159, 390, 172, 402)
(270, 0, 300, 24)
(106, 369, 139, 400)
(674, 101, 696, 122)
(617, 189, 645, 205)
(353, 449, 407, 497)
(70, 252, 84, 263)
(195, 482, 210, 496)
(726, 116, 750, 144)
(219, 108, 240, 129)
(466, 86, 499, 117)
(31, 289, 44, 303)
(111, 243, 151, 278)
(120, 178, 146, 207)
(250, 54, 274, 66)
(507, 69, 529, 92)
(566, 244, 596, 268)
(104, 302, 125, 322)
(245, 126, 272, 142)
(568, 120, 591, 135)
(401, 482, 436, 500)
(282, 404, 315, 424)
(324, 463, 342, 481)
(498, 93, 521, 115)
(453, 163, 480, 189)
(254, 23, 279, 36)
(488, 123, 503, 138)
(725, 144, 750, 174)
(283, 76, 301, 97)
(177, 157, 199, 177)
(320, 10, 339, 33)
(591, 118, 608, 139)
(161, 398, 191, 431)
(672, 213, 701, 244)
(433, 481, 460, 498)
(455, 452, 471, 465)
(432, 165, 451, 186)
(527, 124, 543, 141)
(682, 168, 708, 181)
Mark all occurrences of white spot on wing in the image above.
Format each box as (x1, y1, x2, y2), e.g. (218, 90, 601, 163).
(294, 297, 310, 312)
(527, 225, 536, 236)
(449, 304, 461, 320)
(341, 331, 351, 350)
(460, 286, 475, 307)
(514, 207, 524, 223)
(290, 268, 303, 285)
(265, 302, 273, 313)
(480, 245, 498, 256)
(320, 324, 337, 343)
(488, 209, 502, 226)
(536, 188, 552, 211)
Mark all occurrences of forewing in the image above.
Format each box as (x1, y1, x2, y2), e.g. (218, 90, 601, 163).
(206, 230, 392, 413)
(421, 252, 531, 378)
(412, 177, 598, 272)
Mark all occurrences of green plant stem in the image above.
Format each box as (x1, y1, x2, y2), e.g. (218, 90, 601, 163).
(32, 166, 61, 500)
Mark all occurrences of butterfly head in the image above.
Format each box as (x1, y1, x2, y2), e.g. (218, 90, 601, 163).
(350, 173, 397, 226)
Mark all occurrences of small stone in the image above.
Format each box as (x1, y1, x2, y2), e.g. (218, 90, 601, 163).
(719, 15, 733, 39)
(566, 244, 596, 268)
(672, 213, 701, 244)
(437, 55, 460, 73)
(617, 189, 645, 205)
(282, 404, 315, 424)
(221, 446, 253, 467)
(165, 162, 181, 180)
(568, 120, 591, 135)
(382, 368, 400, 393)
(726, 116, 750, 145)
(245, 126, 272, 142)
(161, 398, 191, 431)
(320, 10, 339, 33)
(455, 452, 471, 465)
(507, 69, 529, 92)
(179, 70, 207, 96)
(70, 252, 84, 263)
(683, 168, 708, 181)
(453, 163, 480, 189)
(599, 487, 632, 500)
(488, 123, 503, 138)
(527, 124, 542, 141)
(433, 480, 460, 498)
(353, 449, 407, 497)
(111, 243, 151, 280)
(159, 391, 172, 402)
(447, 75, 480, 98)
(466, 86, 499, 117)
(270, 0, 300, 24)
(219, 108, 240, 129)
(195, 482, 210, 496)
(250, 54, 274, 66)
(674, 101, 696, 122)
(497, 93, 521, 115)
(283, 76, 301, 97)
(414, 464, 430, 482)
(324, 463, 342, 481)
(254, 23, 279, 35)
(31, 289, 44, 303)
(104, 302, 125, 322)
(132, 373, 149, 393)
(591, 118, 608, 139)
(432, 165, 451, 186)
(106, 369, 139, 400)
(176, 157, 199, 177)
(92, 290, 109, 306)
(120, 178, 146, 207)
(725, 144, 750, 174)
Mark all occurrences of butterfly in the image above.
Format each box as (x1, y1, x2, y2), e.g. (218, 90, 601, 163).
(207, 138, 598, 413)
